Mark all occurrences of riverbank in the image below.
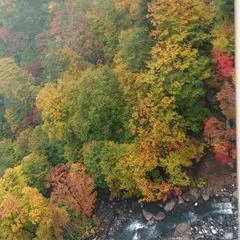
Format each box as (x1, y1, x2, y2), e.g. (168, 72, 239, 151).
(93, 154, 238, 240)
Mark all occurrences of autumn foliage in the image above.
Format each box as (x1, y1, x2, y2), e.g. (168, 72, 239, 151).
(46, 162, 97, 220)
(0, 0, 235, 238)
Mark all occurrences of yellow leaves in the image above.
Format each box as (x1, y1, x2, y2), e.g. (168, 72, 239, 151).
(48, 2, 57, 13)
(137, 178, 173, 202)
(0, 178, 69, 239)
(36, 81, 75, 140)
(149, 42, 198, 74)
(148, 0, 215, 31)
(161, 96, 175, 108)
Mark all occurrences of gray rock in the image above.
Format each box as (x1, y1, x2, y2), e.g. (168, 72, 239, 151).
(174, 223, 191, 237)
(178, 196, 184, 204)
(164, 201, 176, 212)
(190, 188, 200, 200)
(211, 229, 217, 234)
(181, 234, 190, 240)
(201, 194, 210, 201)
(142, 209, 153, 221)
(153, 211, 166, 221)
(182, 192, 193, 202)
(233, 190, 238, 198)
(146, 219, 155, 226)
(221, 197, 230, 202)
(224, 232, 233, 239)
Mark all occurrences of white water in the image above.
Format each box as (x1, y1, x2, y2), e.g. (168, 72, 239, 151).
(126, 221, 147, 232)
(116, 200, 237, 240)
(210, 202, 235, 215)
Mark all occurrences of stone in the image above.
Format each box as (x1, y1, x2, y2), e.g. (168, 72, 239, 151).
(224, 232, 233, 239)
(178, 196, 184, 204)
(146, 220, 155, 226)
(221, 197, 230, 202)
(153, 211, 166, 221)
(164, 201, 176, 212)
(142, 209, 153, 221)
(181, 234, 190, 240)
(182, 192, 193, 202)
(201, 194, 209, 201)
(211, 229, 217, 234)
(190, 188, 200, 200)
(174, 223, 191, 237)
(233, 190, 238, 198)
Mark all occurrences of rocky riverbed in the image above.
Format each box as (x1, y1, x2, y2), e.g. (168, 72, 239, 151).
(94, 172, 238, 240)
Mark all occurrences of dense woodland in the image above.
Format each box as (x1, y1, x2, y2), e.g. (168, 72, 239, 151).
(0, 0, 235, 239)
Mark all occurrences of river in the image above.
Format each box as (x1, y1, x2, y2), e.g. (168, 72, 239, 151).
(108, 199, 237, 240)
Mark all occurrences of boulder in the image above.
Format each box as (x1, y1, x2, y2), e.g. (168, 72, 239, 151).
(164, 201, 176, 212)
(153, 211, 166, 221)
(221, 197, 230, 202)
(142, 209, 153, 221)
(182, 192, 193, 202)
(224, 232, 233, 240)
(178, 196, 184, 204)
(233, 190, 238, 198)
(190, 188, 200, 200)
(174, 223, 191, 237)
(146, 219, 155, 226)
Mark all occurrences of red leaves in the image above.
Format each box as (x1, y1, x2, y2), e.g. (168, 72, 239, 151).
(46, 162, 97, 220)
(216, 152, 233, 165)
(217, 81, 235, 120)
(212, 50, 234, 79)
(32, 108, 40, 124)
(50, 13, 62, 36)
(204, 117, 235, 165)
(24, 60, 42, 77)
(0, 28, 23, 47)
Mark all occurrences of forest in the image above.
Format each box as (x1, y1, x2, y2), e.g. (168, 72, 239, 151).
(0, 0, 235, 239)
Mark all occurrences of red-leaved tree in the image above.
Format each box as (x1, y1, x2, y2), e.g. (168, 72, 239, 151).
(45, 162, 97, 221)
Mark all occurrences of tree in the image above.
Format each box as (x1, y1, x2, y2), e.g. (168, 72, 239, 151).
(21, 153, 51, 194)
(46, 162, 97, 221)
(118, 27, 155, 71)
(81, 141, 107, 189)
(0, 139, 15, 176)
(37, 66, 130, 144)
(0, 58, 38, 134)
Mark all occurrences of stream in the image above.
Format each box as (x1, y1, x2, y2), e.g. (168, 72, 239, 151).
(112, 199, 238, 240)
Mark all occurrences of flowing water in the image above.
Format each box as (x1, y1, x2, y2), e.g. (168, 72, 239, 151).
(114, 199, 237, 240)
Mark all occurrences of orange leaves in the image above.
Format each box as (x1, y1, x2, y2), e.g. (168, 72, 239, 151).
(46, 162, 97, 220)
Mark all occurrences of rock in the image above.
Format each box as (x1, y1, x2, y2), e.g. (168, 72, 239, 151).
(211, 229, 217, 234)
(182, 192, 193, 202)
(233, 190, 238, 198)
(178, 196, 184, 204)
(174, 223, 191, 237)
(153, 211, 166, 221)
(201, 194, 209, 201)
(146, 220, 155, 226)
(182, 234, 190, 240)
(190, 188, 200, 200)
(142, 209, 153, 221)
(231, 173, 237, 178)
(194, 202, 198, 206)
(164, 201, 176, 212)
(224, 232, 233, 239)
(221, 197, 230, 202)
